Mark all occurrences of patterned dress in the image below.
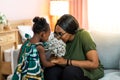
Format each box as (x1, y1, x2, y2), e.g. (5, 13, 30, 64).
(12, 34, 44, 80)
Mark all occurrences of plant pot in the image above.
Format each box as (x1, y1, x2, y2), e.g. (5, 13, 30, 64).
(0, 24, 4, 31)
(4, 25, 11, 30)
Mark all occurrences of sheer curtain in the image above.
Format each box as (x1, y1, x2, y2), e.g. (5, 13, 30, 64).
(88, 0, 120, 32)
(69, 0, 88, 29)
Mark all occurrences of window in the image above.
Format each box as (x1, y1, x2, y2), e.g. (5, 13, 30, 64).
(88, 0, 120, 33)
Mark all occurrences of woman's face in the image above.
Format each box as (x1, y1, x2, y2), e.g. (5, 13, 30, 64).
(54, 25, 72, 42)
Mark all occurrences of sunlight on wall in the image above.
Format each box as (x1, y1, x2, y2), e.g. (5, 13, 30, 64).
(88, 0, 120, 33)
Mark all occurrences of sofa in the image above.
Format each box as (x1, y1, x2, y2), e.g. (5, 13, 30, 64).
(7, 30, 120, 80)
(90, 30, 120, 80)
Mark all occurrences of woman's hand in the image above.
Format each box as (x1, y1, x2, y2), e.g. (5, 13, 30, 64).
(51, 57, 67, 66)
(51, 50, 99, 69)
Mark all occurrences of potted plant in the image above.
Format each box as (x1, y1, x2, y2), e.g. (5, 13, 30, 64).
(0, 12, 7, 31)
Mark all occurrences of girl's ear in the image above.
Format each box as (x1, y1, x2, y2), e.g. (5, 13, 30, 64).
(40, 31, 45, 37)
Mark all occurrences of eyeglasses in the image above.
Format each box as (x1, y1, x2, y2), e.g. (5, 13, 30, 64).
(54, 32, 66, 38)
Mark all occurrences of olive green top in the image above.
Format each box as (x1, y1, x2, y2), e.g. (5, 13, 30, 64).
(64, 29, 104, 80)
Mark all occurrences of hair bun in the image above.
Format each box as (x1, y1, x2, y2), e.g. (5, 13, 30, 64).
(32, 16, 50, 33)
(39, 17, 47, 25)
(33, 16, 47, 25)
(33, 17, 39, 23)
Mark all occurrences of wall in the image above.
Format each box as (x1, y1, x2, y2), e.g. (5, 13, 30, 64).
(0, 0, 49, 20)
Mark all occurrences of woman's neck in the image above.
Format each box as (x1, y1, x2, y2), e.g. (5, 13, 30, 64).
(69, 34, 75, 41)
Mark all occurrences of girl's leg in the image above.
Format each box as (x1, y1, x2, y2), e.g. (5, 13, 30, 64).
(62, 66, 90, 80)
(44, 65, 63, 80)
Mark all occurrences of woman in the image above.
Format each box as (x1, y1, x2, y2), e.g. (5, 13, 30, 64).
(44, 14, 104, 80)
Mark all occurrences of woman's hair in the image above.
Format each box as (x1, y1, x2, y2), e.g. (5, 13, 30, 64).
(32, 17, 50, 34)
(55, 14, 79, 34)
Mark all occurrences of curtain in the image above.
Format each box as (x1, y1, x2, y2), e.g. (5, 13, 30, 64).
(69, 0, 88, 29)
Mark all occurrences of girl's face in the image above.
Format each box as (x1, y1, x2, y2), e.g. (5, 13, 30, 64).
(54, 25, 73, 42)
(40, 28, 51, 42)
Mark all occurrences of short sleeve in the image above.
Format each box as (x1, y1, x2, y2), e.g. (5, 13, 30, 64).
(81, 30, 96, 54)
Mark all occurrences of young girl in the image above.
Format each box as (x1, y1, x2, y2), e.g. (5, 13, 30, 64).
(12, 17, 55, 80)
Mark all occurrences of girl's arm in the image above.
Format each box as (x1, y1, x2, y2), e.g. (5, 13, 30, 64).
(37, 45, 55, 67)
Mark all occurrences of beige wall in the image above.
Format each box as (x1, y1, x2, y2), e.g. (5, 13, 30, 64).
(0, 0, 49, 20)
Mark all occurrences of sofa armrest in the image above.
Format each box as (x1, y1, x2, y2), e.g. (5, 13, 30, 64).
(90, 30, 120, 69)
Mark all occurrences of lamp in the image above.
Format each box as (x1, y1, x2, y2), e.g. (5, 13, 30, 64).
(50, 0, 69, 16)
(50, 0, 69, 31)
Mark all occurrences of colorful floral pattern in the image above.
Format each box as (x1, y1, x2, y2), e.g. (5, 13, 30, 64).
(12, 34, 44, 80)
(44, 32, 66, 57)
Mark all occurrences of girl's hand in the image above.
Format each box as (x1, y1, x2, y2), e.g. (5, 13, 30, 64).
(51, 57, 67, 66)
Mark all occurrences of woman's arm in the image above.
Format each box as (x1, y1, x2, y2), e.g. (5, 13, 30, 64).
(71, 50, 99, 69)
(51, 50, 99, 69)
(37, 45, 55, 67)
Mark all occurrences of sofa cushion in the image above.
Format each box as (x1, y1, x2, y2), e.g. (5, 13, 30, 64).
(104, 69, 119, 74)
(17, 25, 33, 43)
(90, 30, 120, 69)
(99, 72, 120, 80)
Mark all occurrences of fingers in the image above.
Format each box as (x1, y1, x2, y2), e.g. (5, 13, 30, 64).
(51, 59, 58, 63)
